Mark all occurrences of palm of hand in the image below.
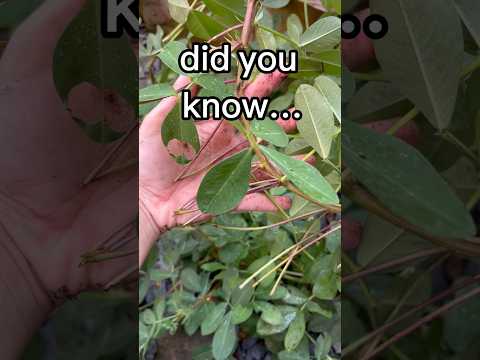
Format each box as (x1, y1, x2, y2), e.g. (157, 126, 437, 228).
(0, 0, 136, 296)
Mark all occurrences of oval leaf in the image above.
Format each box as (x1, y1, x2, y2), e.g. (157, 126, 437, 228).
(314, 75, 341, 123)
(285, 311, 306, 352)
(161, 102, 200, 155)
(198, 150, 254, 215)
(370, 0, 463, 129)
(296, 84, 338, 159)
(212, 313, 237, 360)
(251, 120, 289, 147)
(140, 83, 176, 103)
(343, 120, 475, 238)
(201, 302, 227, 336)
(260, 146, 339, 205)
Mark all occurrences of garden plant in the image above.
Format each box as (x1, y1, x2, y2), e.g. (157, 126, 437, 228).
(342, 0, 480, 359)
(139, 0, 341, 359)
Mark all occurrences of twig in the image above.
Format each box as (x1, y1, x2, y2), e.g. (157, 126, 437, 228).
(360, 285, 480, 360)
(342, 176, 480, 256)
(208, 23, 244, 44)
(82, 123, 138, 185)
(214, 209, 324, 231)
(240, 224, 340, 289)
(342, 248, 447, 284)
(241, 0, 257, 47)
(174, 120, 224, 181)
(360, 253, 449, 358)
(343, 273, 480, 356)
(251, 226, 340, 288)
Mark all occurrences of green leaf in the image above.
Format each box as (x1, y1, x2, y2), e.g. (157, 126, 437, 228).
(142, 309, 156, 325)
(187, 10, 224, 40)
(140, 100, 160, 117)
(185, 303, 213, 336)
(212, 313, 237, 360)
(256, 27, 277, 50)
(256, 305, 298, 336)
(180, 268, 203, 293)
(255, 301, 284, 326)
(219, 242, 249, 264)
(343, 120, 475, 238)
(201, 262, 226, 272)
(53, 0, 137, 143)
(247, 257, 276, 288)
(284, 311, 306, 351)
(314, 75, 341, 123)
(453, 0, 480, 47)
(194, 74, 235, 100)
(251, 120, 289, 147)
(0, 0, 42, 27)
(231, 304, 253, 325)
(158, 41, 188, 75)
(315, 333, 332, 360)
(192, 345, 214, 360)
(287, 14, 303, 44)
(370, 0, 463, 129)
(444, 283, 480, 352)
(161, 102, 200, 154)
(295, 84, 337, 159)
(140, 84, 176, 103)
(73, 117, 124, 143)
(168, 0, 190, 24)
(201, 302, 228, 335)
(299, 16, 340, 49)
(345, 81, 407, 121)
(203, 0, 245, 26)
(357, 214, 434, 267)
(260, 146, 339, 205)
(197, 150, 254, 215)
(263, 0, 290, 9)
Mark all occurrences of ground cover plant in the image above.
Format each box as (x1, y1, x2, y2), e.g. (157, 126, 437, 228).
(139, 0, 342, 359)
(342, 0, 480, 359)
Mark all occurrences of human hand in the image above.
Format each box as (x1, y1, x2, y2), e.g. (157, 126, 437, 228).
(139, 71, 297, 263)
(0, 0, 137, 355)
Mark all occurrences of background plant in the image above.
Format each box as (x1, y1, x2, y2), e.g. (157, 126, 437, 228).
(342, 0, 480, 359)
(139, 0, 342, 359)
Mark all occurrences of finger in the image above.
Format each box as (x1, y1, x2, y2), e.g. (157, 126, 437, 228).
(235, 193, 292, 212)
(139, 75, 193, 139)
(1, 0, 87, 75)
(244, 70, 288, 98)
(275, 107, 299, 133)
(342, 8, 377, 72)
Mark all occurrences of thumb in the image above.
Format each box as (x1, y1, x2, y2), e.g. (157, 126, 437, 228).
(1, 0, 87, 78)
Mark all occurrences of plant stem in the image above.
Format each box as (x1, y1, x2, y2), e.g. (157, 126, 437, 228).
(440, 130, 478, 165)
(215, 209, 324, 231)
(461, 55, 480, 77)
(387, 107, 419, 135)
(342, 252, 378, 328)
(467, 187, 480, 210)
(304, 0, 310, 28)
(342, 248, 447, 284)
(361, 284, 480, 360)
(208, 23, 244, 44)
(360, 254, 449, 359)
(342, 175, 480, 256)
(241, 0, 257, 47)
(343, 273, 480, 356)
